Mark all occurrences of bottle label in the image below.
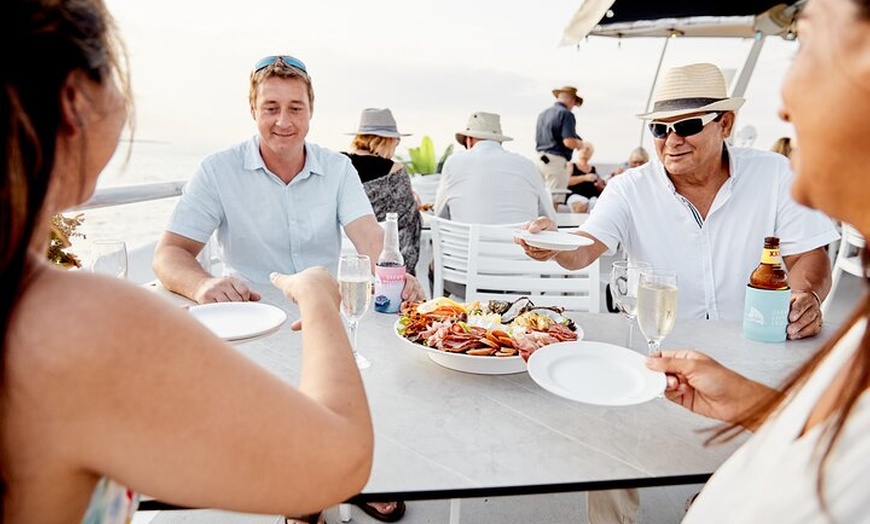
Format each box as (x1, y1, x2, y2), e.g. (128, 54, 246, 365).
(374, 265, 405, 313)
(760, 248, 781, 265)
(743, 286, 790, 343)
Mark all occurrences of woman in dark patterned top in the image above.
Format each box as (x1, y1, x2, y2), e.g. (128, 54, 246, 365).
(344, 108, 422, 276)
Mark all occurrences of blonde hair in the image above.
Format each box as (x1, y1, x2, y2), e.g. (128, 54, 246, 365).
(248, 59, 313, 112)
(628, 147, 650, 165)
(771, 137, 793, 158)
(350, 135, 396, 159)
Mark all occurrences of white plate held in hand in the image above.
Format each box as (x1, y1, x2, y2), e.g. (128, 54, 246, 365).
(188, 302, 287, 341)
(515, 230, 593, 251)
(527, 341, 665, 406)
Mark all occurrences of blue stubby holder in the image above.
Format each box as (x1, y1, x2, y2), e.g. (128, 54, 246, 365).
(743, 286, 790, 342)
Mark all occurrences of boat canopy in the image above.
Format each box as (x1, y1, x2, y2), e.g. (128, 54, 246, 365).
(561, 0, 805, 44)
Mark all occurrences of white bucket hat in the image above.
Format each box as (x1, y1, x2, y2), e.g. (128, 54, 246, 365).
(455, 112, 513, 145)
(637, 63, 745, 120)
(347, 108, 411, 138)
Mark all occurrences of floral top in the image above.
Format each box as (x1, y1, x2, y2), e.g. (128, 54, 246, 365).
(81, 477, 139, 524)
(343, 153, 422, 274)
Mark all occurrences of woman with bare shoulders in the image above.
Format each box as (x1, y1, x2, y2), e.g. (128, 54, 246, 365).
(1, 1, 372, 522)
(647, 0, 870, 520)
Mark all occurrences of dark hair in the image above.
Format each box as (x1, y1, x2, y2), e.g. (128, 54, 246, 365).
(1, 0, 127, 513)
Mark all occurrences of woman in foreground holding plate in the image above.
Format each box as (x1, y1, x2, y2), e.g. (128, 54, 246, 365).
(648, 1, 870, 521)
(0, 2, 372, 522)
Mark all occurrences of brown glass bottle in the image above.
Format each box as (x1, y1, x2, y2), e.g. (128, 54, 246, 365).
(749, 236, 789, 290)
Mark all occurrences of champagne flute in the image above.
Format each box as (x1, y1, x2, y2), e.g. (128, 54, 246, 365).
(637, 269, 679, 356)
(89, 240, 128, 279)
(610, 260, 651, 348)
(338, 254, 373, 369)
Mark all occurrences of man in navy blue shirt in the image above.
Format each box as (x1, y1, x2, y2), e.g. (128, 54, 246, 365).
(534, 86, 584, 204)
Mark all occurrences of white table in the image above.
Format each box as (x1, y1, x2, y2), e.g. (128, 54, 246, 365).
(212, 286, 824, 494)
(144, 284, 828, 520)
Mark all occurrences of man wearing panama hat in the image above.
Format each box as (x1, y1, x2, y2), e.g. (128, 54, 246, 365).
(520, 61, 839, 523)
(534, 86, 585, 202)
(434, 111, 556, 224)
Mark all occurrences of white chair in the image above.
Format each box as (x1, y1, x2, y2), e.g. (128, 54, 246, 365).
(431, 218, 473, 298)
(822, 222, 866, 316)
(431, 217, 600, 312)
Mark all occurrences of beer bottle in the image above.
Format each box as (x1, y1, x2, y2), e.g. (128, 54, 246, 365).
(748, 236, 789, 290)
(374, 213, 405, 313)
(743, 236, 791, 342)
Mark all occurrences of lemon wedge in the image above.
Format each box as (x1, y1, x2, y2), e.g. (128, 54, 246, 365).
(416, 296, 467, 314)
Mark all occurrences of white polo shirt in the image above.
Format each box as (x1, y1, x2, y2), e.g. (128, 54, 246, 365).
(434, 140, 557, 224)
(167, 136, 373, 283)
(580, 146, 839, 320)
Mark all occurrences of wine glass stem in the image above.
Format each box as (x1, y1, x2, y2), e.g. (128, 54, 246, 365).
(348, 319, 360, 357)
(647, 340, 661, 356)
(626, 315, 635, 349)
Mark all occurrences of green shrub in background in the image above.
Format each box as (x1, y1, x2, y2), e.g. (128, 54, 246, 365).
(396, 136, 453, 175)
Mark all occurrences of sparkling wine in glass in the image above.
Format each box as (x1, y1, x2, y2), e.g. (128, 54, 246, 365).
(89, 240, 128, 279)
(338, 254, 373, 369)
(610, 260, 651, 348)
(636, 269, 679, 356)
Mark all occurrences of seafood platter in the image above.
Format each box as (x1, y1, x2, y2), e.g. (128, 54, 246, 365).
(394, 297, 583, 374)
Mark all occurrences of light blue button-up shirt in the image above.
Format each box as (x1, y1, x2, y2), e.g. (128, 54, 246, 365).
(167, 136, 373, 282)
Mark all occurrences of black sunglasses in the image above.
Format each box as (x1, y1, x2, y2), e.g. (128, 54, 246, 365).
(649, 113, 720, 139)
(253, 55, 307, 74)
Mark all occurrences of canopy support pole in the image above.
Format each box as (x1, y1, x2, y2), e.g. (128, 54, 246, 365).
(731, 32, 766, 99)
(638, 34, 673, 147)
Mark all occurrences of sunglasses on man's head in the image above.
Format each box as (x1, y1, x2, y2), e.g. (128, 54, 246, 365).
(648, 112, 720, 139)
(253, 55, 307, 74)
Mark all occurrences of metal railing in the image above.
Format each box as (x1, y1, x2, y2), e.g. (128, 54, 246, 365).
(72, 181, 187, 284)
(74, 180, 185, 211)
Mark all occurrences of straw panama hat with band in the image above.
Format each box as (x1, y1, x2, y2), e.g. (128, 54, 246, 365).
(455, 112, 513, 145)
(552, 86, 583, 107)
(637, 63, 745, 121)
(347, 108, 411, 138)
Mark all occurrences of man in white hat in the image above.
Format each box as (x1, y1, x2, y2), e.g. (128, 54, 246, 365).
(154, 56, 424, 310)
(519, 64, 840, 522)
(434, 111, 556, 224)
(534, 86, 585, 203)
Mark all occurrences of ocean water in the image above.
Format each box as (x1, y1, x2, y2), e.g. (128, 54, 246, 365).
(68, 140, 212, 262)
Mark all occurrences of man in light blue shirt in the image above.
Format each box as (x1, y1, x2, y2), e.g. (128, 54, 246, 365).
(154, 55, 423, 305)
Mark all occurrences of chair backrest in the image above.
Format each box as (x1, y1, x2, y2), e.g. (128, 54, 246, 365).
(430, 218, 473, 297)
(430, 217, 601, 312)
(822, 222, 865, 315)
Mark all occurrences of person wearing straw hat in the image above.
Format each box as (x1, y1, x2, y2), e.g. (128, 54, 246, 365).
(344, 108, 421, 276)
(434, 111, 556, 225)
(518, 64, 839, 522)
(534, 86, 585, 204)
(154, 56, 424, 310)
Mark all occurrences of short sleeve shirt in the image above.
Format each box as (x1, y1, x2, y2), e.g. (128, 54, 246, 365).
(580, 146, 839, 320)
(166, 136, 373, 282)
(535, 102, 581, 160)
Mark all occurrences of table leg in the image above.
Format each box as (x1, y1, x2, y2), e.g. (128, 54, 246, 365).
(339, 503, 352, 522)
(449, 498, 461, 524)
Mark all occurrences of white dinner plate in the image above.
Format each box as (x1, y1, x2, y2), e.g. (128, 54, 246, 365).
(393, 320, 584, 375)
(515, 230, 594, 251)
(188, 302, 287, 341)
(527, 341, 665, 406)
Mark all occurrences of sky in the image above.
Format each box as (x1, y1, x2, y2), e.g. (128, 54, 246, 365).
(104, 0, 799, 165)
